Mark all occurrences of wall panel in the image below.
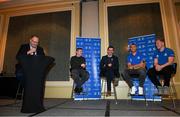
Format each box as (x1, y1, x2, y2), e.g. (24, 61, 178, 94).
(3, 11, 71, 81)
(108, 3, 164, 74)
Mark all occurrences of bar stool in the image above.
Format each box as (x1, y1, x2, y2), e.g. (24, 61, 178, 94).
(71, 80, 88, 100)
(129, 78, 148, 106)
(121, 73, 148, 106)
(101, 77, 118, 104)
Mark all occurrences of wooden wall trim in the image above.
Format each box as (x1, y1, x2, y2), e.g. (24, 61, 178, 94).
(0, 0, 80, 12)
(105, 0, 159, 6)
(0, 15, 9, 73)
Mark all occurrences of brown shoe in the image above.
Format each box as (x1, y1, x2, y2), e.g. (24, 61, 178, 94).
(106, 91, 111, 97)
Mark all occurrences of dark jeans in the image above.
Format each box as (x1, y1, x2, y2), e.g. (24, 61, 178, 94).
(105, 71, 115, 92)
(147, 65, 174, 88)
(122, 68, 146, 88)
(71, 69, 89, 88)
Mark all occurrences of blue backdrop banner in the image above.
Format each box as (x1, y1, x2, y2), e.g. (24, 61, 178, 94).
(75, 37, 101, 100)
(128, 34, 161, 101)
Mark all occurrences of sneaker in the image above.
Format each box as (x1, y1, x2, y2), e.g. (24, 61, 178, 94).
(163, 86, 170, 95)
(157, 86, 163, 95)
(138, 87, 144, 95)
(130, 86, 137, 95)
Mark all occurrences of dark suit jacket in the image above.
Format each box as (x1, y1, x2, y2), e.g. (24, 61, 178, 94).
(16, 44, 45, 59)
(100, 55, 120, 78)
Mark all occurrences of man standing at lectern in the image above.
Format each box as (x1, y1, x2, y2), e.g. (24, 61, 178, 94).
(70, 48, 89, 94)
(16, 35, 45, 58)
(16, 35, 45, 82)
(16, 35, 53, 113)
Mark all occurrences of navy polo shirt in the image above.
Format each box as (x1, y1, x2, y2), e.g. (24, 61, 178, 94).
(127, 52, 144, 65)
(154, 48, 175, 65)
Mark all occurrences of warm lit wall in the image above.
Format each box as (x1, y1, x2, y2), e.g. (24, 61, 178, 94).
(175, 3, 180, 21)
(0, 0, 80, 98)
(99, 0, 180, 99)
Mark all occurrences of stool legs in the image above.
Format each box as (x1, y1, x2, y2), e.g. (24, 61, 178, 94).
(71, 81, 75, 99)
(101, 78, 118, 104)
(153, 79, 177, 108)
(14, 82, 24, 103)
(170, 79, 176, 108)
(113, 83, 118, 104)
(128, 87, 148, 107)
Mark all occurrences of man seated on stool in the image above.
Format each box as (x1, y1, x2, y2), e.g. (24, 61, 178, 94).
(70, 48, 89, 94)
(122, 43, 146, 95)
(100, 46, 120, 97)
(147, 38, 175, 95)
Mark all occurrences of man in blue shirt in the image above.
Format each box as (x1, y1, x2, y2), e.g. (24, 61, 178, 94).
(122, 43, 146, 95)
(147, 38, 175, 95)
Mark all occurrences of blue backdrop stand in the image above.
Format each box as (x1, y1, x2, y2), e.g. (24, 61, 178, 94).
(74, 37, 101, 100)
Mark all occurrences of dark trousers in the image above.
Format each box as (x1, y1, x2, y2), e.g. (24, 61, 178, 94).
(147, 65, 174, 88)
(122, 68, 146, 88)
(105, 70, 115, 91)
(71, 69, 89, 88)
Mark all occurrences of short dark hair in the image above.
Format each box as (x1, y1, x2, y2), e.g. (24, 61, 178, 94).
(31, 35, 39, 38)
(107, 45, 114, 50)
(76, 48, 83, 51)
(156, 38, 165, 42)
(130, 43, 136, 46)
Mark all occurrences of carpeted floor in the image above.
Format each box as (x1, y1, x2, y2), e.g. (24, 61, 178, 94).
(0, 99, 180, 116)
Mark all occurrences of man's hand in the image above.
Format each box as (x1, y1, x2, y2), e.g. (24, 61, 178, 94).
(108, 63, 112, 67)
(155, 65, 163, 71)
(27, 48, 36, 55)
(128, 66, 133, 69)
(81, 63, 86, 68)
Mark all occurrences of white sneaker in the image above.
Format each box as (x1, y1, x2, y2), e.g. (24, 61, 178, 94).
(130, 86, 136, 95)
(138, 87, 144, 95)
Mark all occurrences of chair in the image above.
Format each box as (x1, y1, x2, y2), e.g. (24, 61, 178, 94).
(101, 77, 118, 104)
(153, 63, 177, 108)
(121, 73, 148, 106)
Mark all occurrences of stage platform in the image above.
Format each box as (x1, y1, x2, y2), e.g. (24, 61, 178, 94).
(0, 98, 180, 116)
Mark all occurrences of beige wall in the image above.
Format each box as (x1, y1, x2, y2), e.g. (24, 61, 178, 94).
(81, 1, 99, 37)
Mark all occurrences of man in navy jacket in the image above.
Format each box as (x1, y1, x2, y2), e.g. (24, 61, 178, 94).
(100, 46, 120, 96)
